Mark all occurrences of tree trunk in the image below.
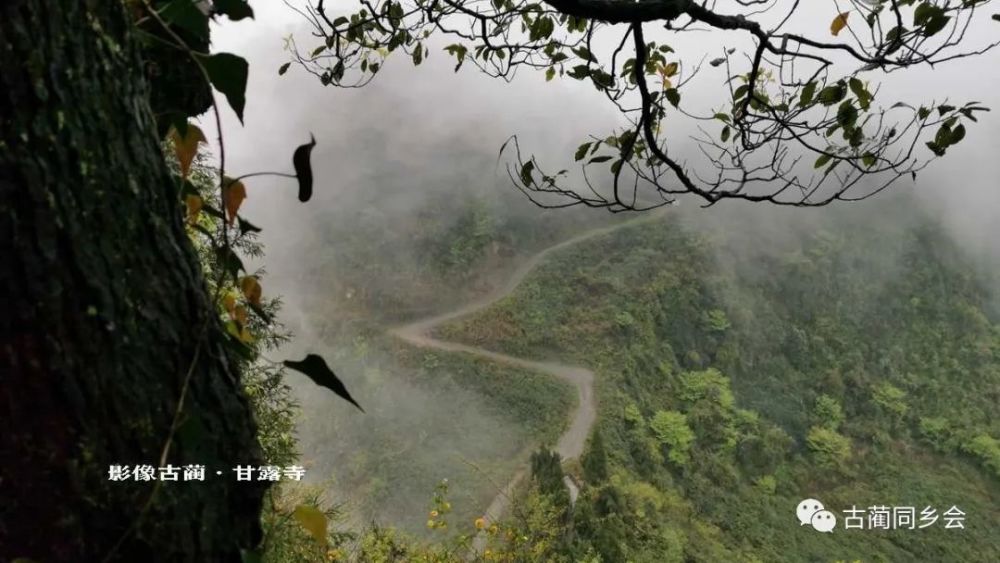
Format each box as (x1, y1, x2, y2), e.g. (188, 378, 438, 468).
(0, 2, 265, 561)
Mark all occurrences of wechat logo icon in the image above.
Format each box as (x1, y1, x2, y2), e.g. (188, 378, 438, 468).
(797, 498, 836, 533)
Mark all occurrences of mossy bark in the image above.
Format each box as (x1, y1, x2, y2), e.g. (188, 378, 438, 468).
(0, 1, 265, 561)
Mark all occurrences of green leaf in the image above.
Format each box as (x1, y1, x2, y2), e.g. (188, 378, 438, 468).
(292, 505, 328, 547)
(610, 159, 624, 175)
(572, 46, 597, 63)
(926, 141, 946, 156)
(665, 88, 680, 108)
(214, 0, 255, 21)
(546, 67, 556, 82)
(799, 81, 817, 106)
(721, 126, 731, 143)
(817, 82, 847, 106)
(848, 77, 871, 110)
(733, 84, 750, 100)
(862, 153, 876, 167)
(837, 101, 859, 129)
(950, 123, 966, 144)
(934, 124, 952, 147)
(278, 62, 291, 76)
(589, 155, 613, 163)
(197, 53, 249, 123)
(412, 42, 424, 66)
(814, 153, 833, 168)
(293, 135, 317, 202)
(444, 44, 468, 71)
(284, 354, 363, 411)
(529, 16, 555, 41)
(575, 142, 592, 161)
(918, 106, 931, 120)
(568, 65, 590, 80)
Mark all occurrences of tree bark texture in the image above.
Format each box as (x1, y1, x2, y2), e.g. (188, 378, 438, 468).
(0, 1, 266, 561)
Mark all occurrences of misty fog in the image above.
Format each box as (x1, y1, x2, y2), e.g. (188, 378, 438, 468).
(202, 0, 1000, 535)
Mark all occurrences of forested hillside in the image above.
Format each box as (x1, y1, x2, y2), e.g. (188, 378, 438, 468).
(433, 198, 1000, 561)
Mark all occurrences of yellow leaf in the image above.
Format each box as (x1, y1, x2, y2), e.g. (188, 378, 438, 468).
(240, 276, 262, 306)
(185, 194, 202, 223)
(223, 178, 246, 225)
(661, 77, 672, 90)
(169, 124, 205, 180)
(233, 304, 248, 326)
(239, 325, 254, 343)
(222, 293, 237, 314)
(831, 12, 849, 36)
(293, 504, 328, 547)
(663, 62, 679, 78)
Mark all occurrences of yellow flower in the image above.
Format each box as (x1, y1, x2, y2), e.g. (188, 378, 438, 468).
(474, 517, 486, 530)
(429, 510, 439, 518)
(426, 519, 436, 529)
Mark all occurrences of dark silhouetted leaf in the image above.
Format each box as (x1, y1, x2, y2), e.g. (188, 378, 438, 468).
(278, 62, 291, 75)
(197, 53, 249, 123)
(215, 245, 245, 283)
(215, 0, 255, 20)
(293, 134, 317, 202)
(284, 354, 363, 411)
(238, 216, 262, 235)
(161, 0, 209, 40)
(665, 88, 680, 108)
(520, 161, 535, 185)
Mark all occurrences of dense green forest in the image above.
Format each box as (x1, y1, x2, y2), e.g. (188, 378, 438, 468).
(429, 199, 1000, 561)
(264, 192, 1000, 561)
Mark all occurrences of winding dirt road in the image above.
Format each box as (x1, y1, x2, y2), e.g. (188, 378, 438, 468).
(389, 209, 666, 540)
